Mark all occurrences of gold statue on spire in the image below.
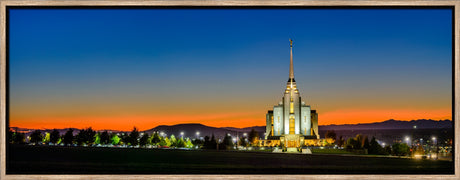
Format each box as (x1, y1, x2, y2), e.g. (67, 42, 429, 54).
(289, 38, 293, 47)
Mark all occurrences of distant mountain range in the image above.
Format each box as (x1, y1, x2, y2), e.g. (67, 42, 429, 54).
(10, 119, 452, 139)
(319, 119, 452, 131)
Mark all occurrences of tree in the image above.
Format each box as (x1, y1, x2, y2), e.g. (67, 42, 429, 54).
(192, 138, 204, 148)
(392, 143, 410, 156)
(94, 133, 101, 145)
(63, 129, 74, 146)
(159, 137, 167, 146)
(384, 145, 392, 155)
(337, 136, 345, 147)
(203, 135, 217, 149)
(248, 129, 259, 146)
(120, 133, 129, 145)
(128, 127, 139, 146)
(9, 129, 25, 144)
(7, 129, 13, 143)
(151, 132, 161, 145)
(30, 130, 43, 145)
(100, 131, 110, 145)
(210, 134, 217, 149)
(170, 135, 177, 147)
(238, 137, 248, 147)
(76, 130, 85, 145)
(368, 136, 383, 155)
(42, 132, 50, 144)
(203, 136, 211, 149)
(345, 137, 359, 150)
(220, 134, 234, 150)
(86, 128, 96, 146)
(111, 133, 121, 145)
(164, 137, 171, 147)
(76, 127, 96, 146)
(185, 138, 194, 148)
(50, 129, 60, 144)
(363, 136, 370, 149)
(325, 130, 337, 145)
(139, 133, 150, 147)
(175, 137, 186, 148)
(355, 134, 364, 149)
(13, 131, 26, 144)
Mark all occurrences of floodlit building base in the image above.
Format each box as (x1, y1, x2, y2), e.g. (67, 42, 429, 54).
(259, 137, 327, 148)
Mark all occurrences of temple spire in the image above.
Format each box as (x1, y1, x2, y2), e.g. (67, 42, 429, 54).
(289, 39, 295, 81)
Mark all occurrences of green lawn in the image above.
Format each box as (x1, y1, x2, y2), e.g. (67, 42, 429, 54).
(6, 145, 454, 174)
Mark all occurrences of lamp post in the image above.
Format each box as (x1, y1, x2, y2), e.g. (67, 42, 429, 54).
(196, 131, 200, 140)
(432, 137, 437, 160)
(243, 133, 248, 144)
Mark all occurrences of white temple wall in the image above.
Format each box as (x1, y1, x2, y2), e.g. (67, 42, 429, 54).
(273, 105, 284, 136)
(283, 93, 290, 134)
(300, 106, 311, 135)
(293, 93, 300, 134)
(265, 112, 272, 138)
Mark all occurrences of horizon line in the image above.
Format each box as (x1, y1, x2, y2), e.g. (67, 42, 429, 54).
(9, 118, 452, 132)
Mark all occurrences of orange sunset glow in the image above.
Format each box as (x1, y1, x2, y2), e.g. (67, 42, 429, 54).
(10, 108, 451, 131)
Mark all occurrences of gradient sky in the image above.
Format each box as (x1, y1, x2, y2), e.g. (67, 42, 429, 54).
(8, 8, 452, 131)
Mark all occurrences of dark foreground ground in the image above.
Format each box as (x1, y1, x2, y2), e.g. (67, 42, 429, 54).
(7, 145, 454, 174)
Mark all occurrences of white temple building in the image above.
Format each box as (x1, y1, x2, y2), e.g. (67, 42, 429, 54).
(262, 39, 319, 151)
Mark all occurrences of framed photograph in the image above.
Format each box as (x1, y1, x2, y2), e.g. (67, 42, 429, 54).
(1, 0, 458, 179)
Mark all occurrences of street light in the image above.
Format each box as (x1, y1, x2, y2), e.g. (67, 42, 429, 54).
(432, 137, 438, 160)
(196, 131, 200, 139)
(405, 136, 410, 146)
(243, 133, 247, 137)
(180, 132, 184, 137)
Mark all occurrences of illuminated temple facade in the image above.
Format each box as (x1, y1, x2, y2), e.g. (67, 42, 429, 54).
(262, 39, 319, 150)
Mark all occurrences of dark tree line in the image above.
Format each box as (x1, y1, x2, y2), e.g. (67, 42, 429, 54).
(75, 127, 96, 146)
(339, 134, 405, 156)
(8, 129, 25, 144)
(13, 126, 196, 149)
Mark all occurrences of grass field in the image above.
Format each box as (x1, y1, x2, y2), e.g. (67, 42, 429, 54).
(6, 145, 454, 174)
(310, 148, 354, 154)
